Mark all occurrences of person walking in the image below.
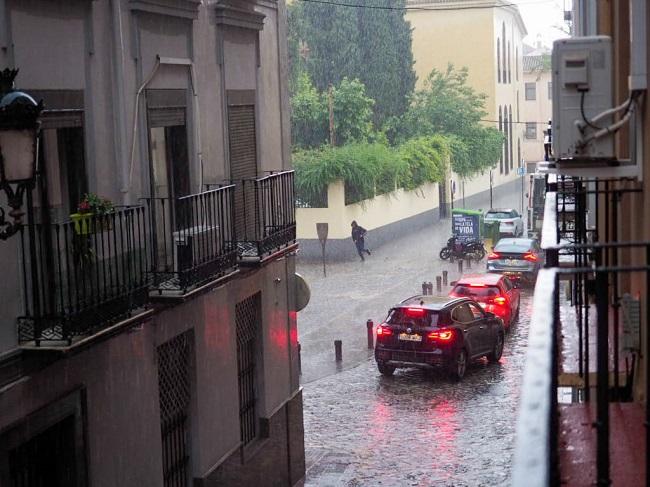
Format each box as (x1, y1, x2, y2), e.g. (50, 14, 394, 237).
(351, 221, 371, 261)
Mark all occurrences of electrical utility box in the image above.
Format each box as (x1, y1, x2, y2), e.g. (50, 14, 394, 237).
(552, 36, 614, 161)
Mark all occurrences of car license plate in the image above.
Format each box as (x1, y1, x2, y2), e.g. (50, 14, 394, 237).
(507, 259, 522, 265)
(398, 333, 422, 342)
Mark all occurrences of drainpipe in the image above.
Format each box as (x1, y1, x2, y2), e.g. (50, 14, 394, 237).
(111, 0, 130, 205)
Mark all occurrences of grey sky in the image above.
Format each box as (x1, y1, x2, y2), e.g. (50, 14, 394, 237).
(516, 0, 571, 48)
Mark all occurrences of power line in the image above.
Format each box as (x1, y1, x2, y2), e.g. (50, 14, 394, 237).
(297, 0, 554, 12)
(481, 119, 551, 125)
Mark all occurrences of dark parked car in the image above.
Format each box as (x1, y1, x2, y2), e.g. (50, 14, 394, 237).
(486, 238, 543, 285)
(374, 295, 506, 381)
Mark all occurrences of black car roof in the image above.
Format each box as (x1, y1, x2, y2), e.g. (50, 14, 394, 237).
(396, 295, 469, 311)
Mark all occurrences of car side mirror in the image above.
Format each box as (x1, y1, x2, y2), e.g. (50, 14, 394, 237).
(450, 281, 458, 286)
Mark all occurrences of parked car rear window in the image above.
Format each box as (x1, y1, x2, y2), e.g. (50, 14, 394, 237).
(486, 211, 512, 219)
(495, 243, 532, 253)
(452, 285, 501, 299)
(386, 308, 438, 327)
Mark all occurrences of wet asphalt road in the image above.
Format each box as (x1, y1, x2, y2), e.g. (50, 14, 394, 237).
(301, 290, 533, 487)
(297, 188, 532, 486)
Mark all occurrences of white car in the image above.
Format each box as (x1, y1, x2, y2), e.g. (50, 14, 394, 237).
(485, 208, 524, 237)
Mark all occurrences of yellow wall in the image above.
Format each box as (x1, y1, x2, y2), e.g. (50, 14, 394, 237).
(296, 180, 440, 239)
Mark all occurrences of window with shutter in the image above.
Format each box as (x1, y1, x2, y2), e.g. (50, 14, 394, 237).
(228, 99, 258, 241)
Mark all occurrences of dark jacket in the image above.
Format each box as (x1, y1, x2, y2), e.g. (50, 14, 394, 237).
(351, 225, 367, 243)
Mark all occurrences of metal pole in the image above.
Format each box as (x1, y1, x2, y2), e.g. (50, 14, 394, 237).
(645, 245, 650, 487)
(422, 281, 427, 295)
(458, 259, 463, 274)
(595, 271, 610, 486)
(436, 276, 442, 294)
(366, 319, 374, 349)
(297, 342, 302, 375)
(442, 270, 448, 287)
(489, 170, 493, 209)
(465, 256, 472, 269)
(334, 340, 342, 362)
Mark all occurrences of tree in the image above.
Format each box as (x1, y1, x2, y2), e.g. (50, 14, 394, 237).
(394, 65, 504, 177)
(290, 75, 376, 149)
(288, 0, 416, 128)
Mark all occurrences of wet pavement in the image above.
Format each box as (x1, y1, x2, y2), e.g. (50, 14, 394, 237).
(297, 188, 533, 486)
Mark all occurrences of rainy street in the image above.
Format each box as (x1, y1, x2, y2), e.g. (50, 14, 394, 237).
(297, 190, 533, 486)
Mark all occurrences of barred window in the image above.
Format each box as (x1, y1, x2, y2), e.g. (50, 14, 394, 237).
(525, 123, 537, 139)
(525, 82, 536, 101)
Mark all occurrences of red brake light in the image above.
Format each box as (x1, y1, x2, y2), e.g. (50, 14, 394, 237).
(468, 283, 487, 287)
(523, 252, 539, 262)
(493, 296, 507, 306)
(376, 325, 392, 336)
(488, 252, 500, 260)
(428, 329, 454, 341)
(405, 307, 426, 317)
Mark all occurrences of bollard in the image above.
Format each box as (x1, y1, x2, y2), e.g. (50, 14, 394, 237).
(335, 340, 343, 361)
(458, 259, 463, 274)
(442, 270, 448, 287)
(422, 281, 428, 295)
(297, 342, 302, 375)
(436, 276, 442, 294)
(466, 257, 472, 269)
(366, 319, 374, 349)
(426, 282, 432, 295)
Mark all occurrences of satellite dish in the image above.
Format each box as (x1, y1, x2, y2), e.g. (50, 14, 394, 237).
(295, 272, 311, 312)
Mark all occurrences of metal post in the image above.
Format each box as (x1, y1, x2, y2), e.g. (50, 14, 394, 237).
(595, 271, 610, 486)
(366, 319, 374, 349)
(436, 276, 442, 294)
(458, 259, 463, 274)
(612, 191, 620, 398)
(422, 281, 427, 295)
(442, 270, 448, 286)
(427, 282, 433, 295)
(489, 170, 493, 209)
(646, 245, 650, 487)
(465, 257, 472, 269)
(297, 342, 302, 375)
(334, 340, 342, 361)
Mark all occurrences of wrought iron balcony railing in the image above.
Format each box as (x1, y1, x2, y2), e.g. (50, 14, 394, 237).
(514, 176, 650, 486)
(144, 185, 237, 294)
(18, 206, 150, 345)
(235, 170, 296, 260)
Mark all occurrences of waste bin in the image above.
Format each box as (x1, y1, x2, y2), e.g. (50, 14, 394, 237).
(483, 220, 500, 251)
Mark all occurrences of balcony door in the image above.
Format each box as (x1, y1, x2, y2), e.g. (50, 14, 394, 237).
(147, 90, 191, 273)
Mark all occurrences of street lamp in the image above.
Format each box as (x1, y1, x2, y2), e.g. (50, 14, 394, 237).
(0, 68, 43, 240)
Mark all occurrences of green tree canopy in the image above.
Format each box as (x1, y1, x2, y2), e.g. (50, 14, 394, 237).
(393, 65, 504, 177)
(288, 0, 416, 128)
(290, 75, 376, 149)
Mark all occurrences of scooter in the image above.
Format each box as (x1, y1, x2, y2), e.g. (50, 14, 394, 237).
(439, 236, 486, 262)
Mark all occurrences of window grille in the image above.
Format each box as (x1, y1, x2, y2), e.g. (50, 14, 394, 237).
(158, 331, 193, 487)
(236, 293, 261, 446)
(525, 123, 538, 139)
(525, 82, 537, 101)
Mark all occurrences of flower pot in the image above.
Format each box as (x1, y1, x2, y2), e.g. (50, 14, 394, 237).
(70, 213, 93, 235)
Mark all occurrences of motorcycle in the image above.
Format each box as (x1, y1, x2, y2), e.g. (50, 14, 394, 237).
(439, 236, 486, 262)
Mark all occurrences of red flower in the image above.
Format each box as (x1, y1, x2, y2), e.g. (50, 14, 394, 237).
(78, 200, 91, 213)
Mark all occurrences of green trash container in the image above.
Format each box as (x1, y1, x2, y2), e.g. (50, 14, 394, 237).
(483, 220, 500, 252)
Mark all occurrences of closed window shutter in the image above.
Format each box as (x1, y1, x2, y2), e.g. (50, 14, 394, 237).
(228, 104, 257, 240)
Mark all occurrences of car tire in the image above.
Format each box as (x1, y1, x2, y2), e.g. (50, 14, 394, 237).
(488, 333, 504, 363)
(439, 247, 452, 261)
(377, 361, 395, 376)
(448, 349, 468, 382)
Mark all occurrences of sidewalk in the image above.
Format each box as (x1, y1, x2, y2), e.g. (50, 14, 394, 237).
(297, 182, 522, 383)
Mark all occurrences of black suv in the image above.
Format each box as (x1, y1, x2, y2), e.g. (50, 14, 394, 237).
(374, 295, 505, 381)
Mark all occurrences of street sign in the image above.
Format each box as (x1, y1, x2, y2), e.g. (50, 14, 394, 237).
(517, 167, 526, 176)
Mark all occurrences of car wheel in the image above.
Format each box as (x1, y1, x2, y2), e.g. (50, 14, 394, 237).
(449, 349, 467, 382)
(377, 361, 395, 376)
(488, 333, 504, 363)
(439, 247, 452, 261)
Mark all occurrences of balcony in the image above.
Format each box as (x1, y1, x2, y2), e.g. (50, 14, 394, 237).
(235, 170, 297, 262)
(144, 185, 238, 295)
(18, 207, 150, 346)
(513, 176, 649, 486)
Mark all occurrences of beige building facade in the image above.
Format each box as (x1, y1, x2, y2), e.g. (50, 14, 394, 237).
(0, 1, 303, 486)
(521, 46, 553, 163)
(406, 0, 527, 202)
